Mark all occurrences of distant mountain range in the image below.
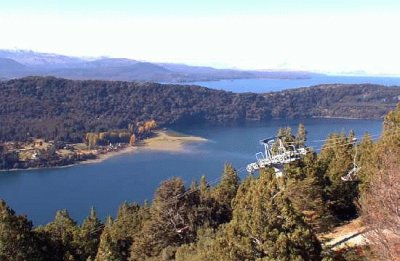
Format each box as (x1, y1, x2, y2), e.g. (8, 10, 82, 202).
(0, 50, 321, 82)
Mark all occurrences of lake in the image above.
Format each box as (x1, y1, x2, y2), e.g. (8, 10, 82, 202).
(0, 118, 382, 225)
(189, 75, 400, 93)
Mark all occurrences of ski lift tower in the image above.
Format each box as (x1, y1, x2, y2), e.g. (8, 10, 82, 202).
(246, 136, 307, 176)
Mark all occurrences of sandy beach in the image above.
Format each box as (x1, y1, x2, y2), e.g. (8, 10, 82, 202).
(82, 130, 206, 165)
(137, 130, 207, 152)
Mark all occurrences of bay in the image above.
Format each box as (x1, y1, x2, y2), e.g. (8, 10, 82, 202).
(189, 75, 400, 93)
(0, 118, 382, 225)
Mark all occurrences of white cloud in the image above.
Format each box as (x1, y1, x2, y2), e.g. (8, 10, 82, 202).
(1, 12, 399, 75)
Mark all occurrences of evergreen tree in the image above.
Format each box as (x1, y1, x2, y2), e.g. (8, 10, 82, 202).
(376, 103, 400, 162)
(199, 175, 210, 200)
(194, 176, 219, 228)
(129, 178, 190, 260)
(175, 228, 220, 261)
(356, 134, 375, 194)
(175, 175, 256, 261)
(76, 207, 102, 260)
(95, 217, 122, 261)
(296, 123, 307, 147)
(38, 209, 79, 260)
(114, 202, 150, 260)
(232, 169, 321, 260)
(285, 152, 334, 232)
(0, 200, 41, 261)
(94, 202, 150, 261)
(184, 169, 322, 260)
(318, 133, 359, 220)
(212, 163, 240, 223)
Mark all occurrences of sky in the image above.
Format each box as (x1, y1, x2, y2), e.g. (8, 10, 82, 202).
(1, 0, 400, 75)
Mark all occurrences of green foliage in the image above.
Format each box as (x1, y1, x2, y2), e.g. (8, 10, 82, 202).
(1, 77, 398, 142)
(383, 103, 400, 134)
(318, 133, 359, 220)
(129, 178, 190, 260)
(356, 134, 375, 194)
(6, 103, 400, 260)
(77, 207, 102, 260)
(0, 150, 19, 169)
(129, 166, 240, 260)
(296, 123, 307, 147)
(285, 152, 334, 232)
(34, 208, 104, 260)
(95, 202, 150, 261)
(95, 217, 122, 261)
(175, 228, 220, 261)
(378, 103, 400, 158)
(179, 169, 322, 260)
(37, 209, 79, 260)
(211, 163, 240, 223)
(0, 200, 42, 260)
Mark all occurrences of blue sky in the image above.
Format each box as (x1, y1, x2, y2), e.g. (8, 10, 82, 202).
(1, 1, 400, 75)
(3, 0, 400, 15)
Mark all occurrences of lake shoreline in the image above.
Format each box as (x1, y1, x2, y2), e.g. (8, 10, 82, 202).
(0, 130, 207, 173)
(311, 116, 384, 120)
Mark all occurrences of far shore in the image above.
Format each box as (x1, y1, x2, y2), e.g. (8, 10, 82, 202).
(311, 116, 382, 120)
(0, 130, 207, 172)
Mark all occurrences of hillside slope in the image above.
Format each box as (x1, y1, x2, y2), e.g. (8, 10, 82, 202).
(266, 84, 400, 119)
(0, 77, 398, 141)
(0, 58, 27, 75)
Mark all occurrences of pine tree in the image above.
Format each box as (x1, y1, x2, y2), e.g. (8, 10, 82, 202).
(356, 134, 375, 194)
(357, 105, 400, 259)
(175, 228, 220, 261)
(212, 163, 240, 223)
(296, 123, 307, 147)
(39, 209, 79, 260)
(285, 152, 334, 232)
(0, 200, 41, 260)
(318, 132, 359, 220)
(114, 202, 150, 260)
(375, 103, 400, 164)
(217, 168, 322, 260)
(95, 217, 121, 261)
(181, 169, 322, 260)
(194, 176, 219, 228)
(199, 175, 210, 200)
(76, 207, 102, 260)
(129, 178, 190, 260)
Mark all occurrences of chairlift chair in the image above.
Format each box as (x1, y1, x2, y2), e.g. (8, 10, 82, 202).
(246, 136, 307, 175)
(341, 138, 361, 182)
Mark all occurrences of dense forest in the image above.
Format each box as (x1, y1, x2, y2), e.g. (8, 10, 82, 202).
(0, 77, 399, 142)
(2, 105, 400, 260)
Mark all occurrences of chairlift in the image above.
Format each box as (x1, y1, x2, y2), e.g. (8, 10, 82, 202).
(168, 209, 189, 235)
(246, 136, 307, 175)
(341, 138, 361, 182)
(176, 225, 189, 234)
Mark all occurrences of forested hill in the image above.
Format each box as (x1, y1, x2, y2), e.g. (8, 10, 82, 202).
(0, 77, 399, 142)
(264, 83, 400, 119)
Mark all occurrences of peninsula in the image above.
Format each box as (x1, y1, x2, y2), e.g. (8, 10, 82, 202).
(0, 129, 206, 171)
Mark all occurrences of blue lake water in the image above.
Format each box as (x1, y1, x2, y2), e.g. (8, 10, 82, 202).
(0, 118, 382, 225)
(190, 75, 400, 93)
